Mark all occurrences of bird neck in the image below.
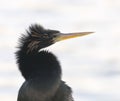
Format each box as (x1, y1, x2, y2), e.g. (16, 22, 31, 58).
(16, 41, 62, 81)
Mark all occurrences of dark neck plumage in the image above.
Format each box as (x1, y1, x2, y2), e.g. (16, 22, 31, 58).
(16, 36, 61, 81)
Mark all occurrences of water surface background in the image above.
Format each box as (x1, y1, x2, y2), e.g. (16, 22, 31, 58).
(0, 0, 120, 101)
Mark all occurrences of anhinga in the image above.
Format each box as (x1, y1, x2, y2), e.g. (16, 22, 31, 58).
(16, 24, 93, 101)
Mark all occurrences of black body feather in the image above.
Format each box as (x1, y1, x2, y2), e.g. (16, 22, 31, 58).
(16, 24, 73, 101)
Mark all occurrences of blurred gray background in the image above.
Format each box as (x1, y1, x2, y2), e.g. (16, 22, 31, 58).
(0, 0, 120, 101)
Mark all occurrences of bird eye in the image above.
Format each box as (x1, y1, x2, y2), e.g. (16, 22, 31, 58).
(43, 34, 49, 38)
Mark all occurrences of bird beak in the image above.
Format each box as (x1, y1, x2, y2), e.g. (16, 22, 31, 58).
(54, 32, 94, 42)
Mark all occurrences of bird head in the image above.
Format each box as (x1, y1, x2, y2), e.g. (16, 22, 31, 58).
(25, 24, 93, 52)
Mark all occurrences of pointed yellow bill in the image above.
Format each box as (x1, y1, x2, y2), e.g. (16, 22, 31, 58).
(54, 32, 94, 42)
